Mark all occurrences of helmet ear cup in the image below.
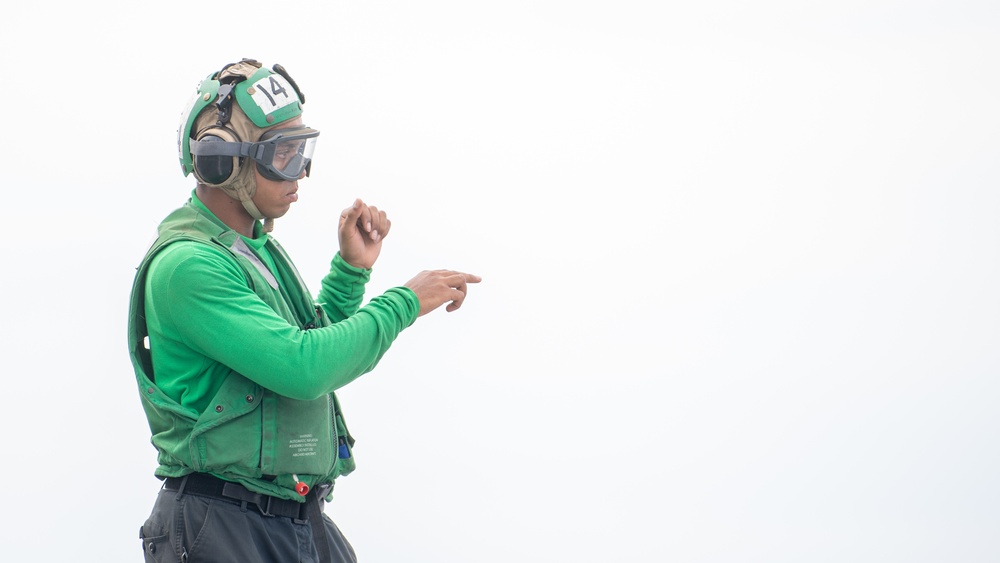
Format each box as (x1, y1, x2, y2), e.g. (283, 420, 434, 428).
(192, 128, 242, 186)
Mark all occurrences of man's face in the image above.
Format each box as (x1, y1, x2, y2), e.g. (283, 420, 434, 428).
(251, 117, 306, 219)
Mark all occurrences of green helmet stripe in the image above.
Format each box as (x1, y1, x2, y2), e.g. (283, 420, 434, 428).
(177, 75, 220, 176)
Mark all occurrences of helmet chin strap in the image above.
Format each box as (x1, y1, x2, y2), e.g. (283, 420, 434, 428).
(238, 191, 275, 234)
(220, 165, 276, 233)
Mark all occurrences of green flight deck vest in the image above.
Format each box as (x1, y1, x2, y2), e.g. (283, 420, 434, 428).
(128, 202, 355, 502)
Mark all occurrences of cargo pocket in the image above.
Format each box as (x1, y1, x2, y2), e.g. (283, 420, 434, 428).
(139, 526, 175, 563)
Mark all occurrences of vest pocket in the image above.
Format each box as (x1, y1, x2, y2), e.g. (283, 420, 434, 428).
(189, 376, 263, 474)
(267, 393, 337, 476)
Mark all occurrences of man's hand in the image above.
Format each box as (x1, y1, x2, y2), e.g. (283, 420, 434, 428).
(339, 198, 389, 270)
(405, 270, 482, 317)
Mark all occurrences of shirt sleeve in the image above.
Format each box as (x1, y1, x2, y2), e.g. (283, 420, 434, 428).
(317, 252, 370, 322)
(147, 242, 420, 401)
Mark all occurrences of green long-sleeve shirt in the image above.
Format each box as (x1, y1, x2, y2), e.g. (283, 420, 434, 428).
(143, 195, 419, 416)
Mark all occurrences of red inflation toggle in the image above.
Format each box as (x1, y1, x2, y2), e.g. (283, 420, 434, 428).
(292, 474, 309, 496)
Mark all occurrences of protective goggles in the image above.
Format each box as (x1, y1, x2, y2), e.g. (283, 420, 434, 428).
(190, 126, 319, 182)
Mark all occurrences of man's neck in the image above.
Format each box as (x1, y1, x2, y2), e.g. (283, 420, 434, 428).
(195, 185, 257, 238)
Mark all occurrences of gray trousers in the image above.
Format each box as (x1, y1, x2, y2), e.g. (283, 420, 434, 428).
(139, 487, 357, 563)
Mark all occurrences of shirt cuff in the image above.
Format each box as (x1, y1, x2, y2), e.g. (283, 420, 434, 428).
(332, 252, 372, 282)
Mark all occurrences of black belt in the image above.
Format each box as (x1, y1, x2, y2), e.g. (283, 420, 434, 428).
(163, 473, 332, 521)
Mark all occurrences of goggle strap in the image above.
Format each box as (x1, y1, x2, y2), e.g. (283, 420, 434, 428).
(190, 140, 258, 159)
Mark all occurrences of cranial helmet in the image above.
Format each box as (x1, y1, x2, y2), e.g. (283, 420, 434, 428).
(177, 58, 319, 232)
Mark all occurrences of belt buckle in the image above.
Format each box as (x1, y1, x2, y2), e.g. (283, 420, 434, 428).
(257, 494, 276, 517)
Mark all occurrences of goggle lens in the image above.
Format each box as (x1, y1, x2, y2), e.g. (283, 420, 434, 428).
(256, 126, 319, 181)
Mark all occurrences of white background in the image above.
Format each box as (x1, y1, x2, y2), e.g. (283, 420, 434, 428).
(1, 1, 998, 561)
